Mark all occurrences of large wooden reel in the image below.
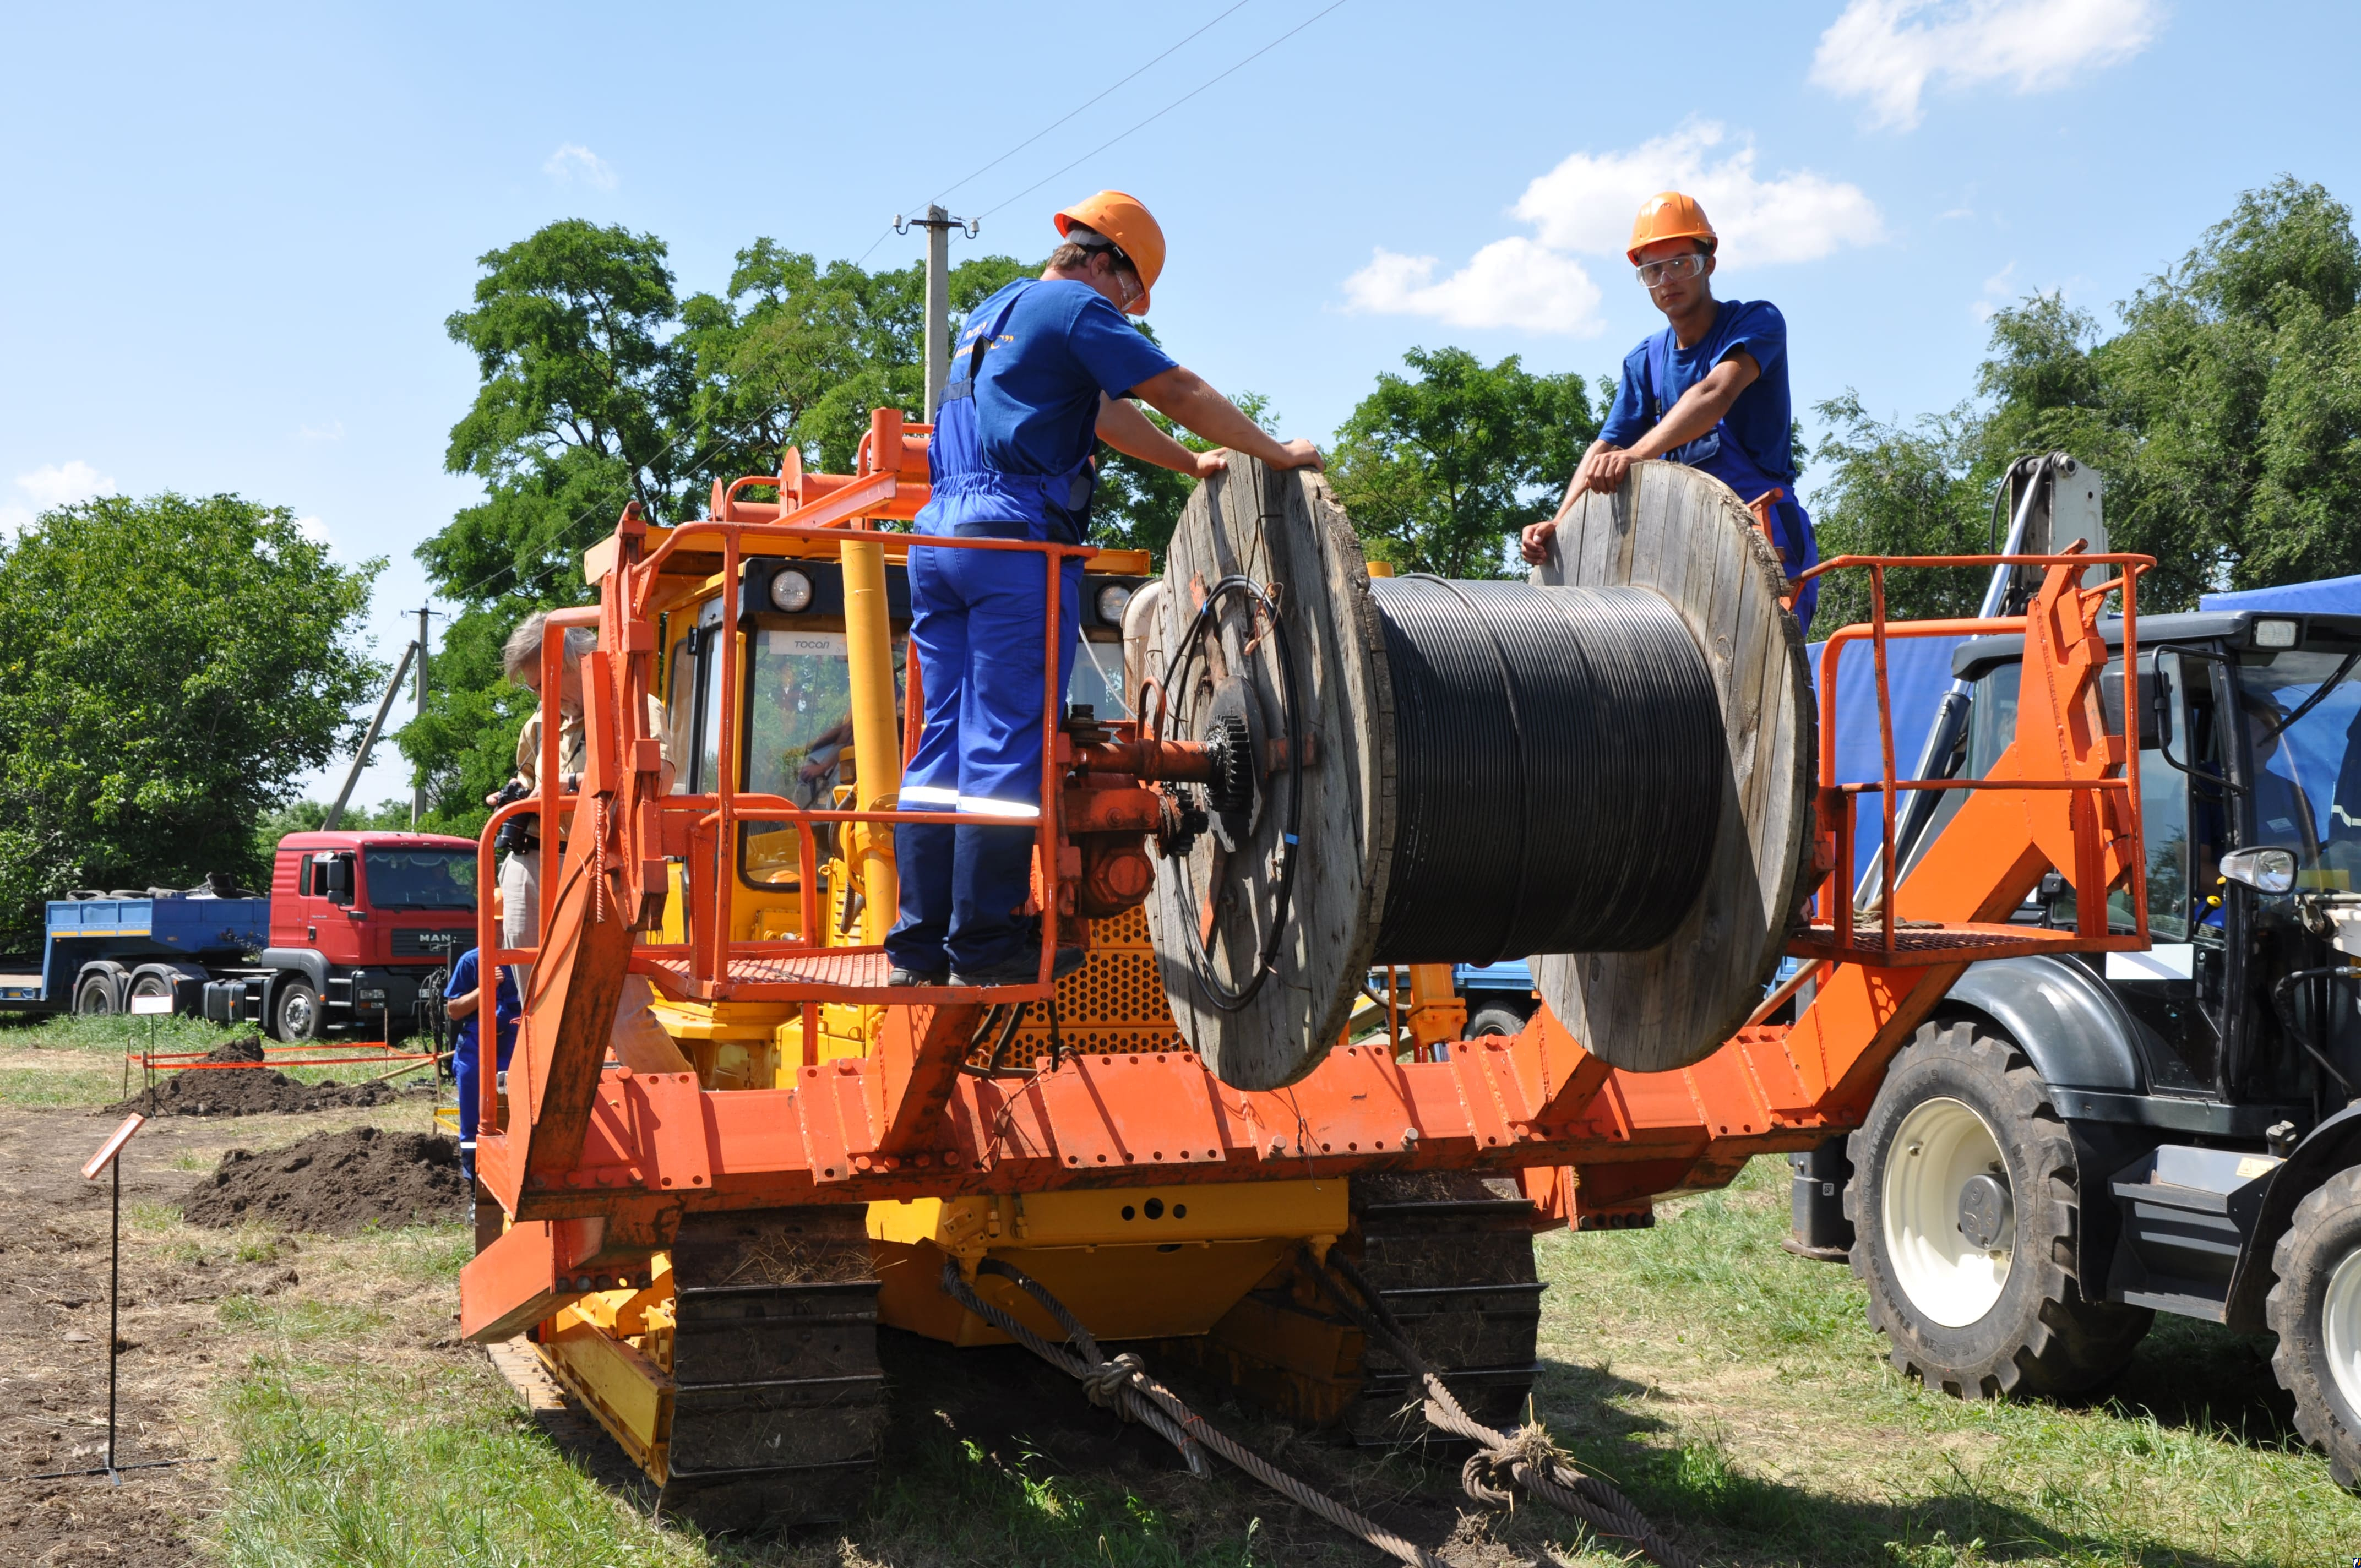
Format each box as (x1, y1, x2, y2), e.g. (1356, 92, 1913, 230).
(1139, 458, 1810, 1087)
(1141, 459, 1392, 1091)
(1527, 462, 1813, 1073)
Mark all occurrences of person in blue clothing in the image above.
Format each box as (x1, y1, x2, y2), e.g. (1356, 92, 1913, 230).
(1520, 190, 1820, 630)
(445, 933, 519, 1189)
(886, 189, 1325, 987)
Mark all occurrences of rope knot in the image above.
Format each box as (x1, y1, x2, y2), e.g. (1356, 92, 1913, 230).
(1460, 1422, 1564, 1507)
(1083, 1351, 1145, 1412)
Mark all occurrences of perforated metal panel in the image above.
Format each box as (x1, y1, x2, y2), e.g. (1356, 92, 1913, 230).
(964, 906, 1183, 1071)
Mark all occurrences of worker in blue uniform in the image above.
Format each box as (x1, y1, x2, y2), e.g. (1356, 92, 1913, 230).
(446, 927, 519, 1191)
(1521, 190, 1820, 631)
(887, 190, 1324, 987)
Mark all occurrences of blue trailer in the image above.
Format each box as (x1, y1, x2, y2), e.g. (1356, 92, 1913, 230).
(0, 892, 273, 1016)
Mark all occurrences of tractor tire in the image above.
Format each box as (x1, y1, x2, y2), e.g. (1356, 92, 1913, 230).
(1847, 1020, 2151, 1398)
(273, 980, 321, 1042)
(74, 970, 120, 1016)
(1466, 1004, 1527, 1038)
(2265, 1166, 2361, 1487)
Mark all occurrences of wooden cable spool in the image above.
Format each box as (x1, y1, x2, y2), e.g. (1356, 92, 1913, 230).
(1139, 457, 1810, 1088)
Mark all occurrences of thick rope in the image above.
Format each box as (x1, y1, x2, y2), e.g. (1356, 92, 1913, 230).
(940, 1259, 1446, 1568)
(1310, 1247, 1702, 1568)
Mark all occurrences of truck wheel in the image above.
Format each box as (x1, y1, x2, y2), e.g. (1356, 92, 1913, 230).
(2265, 1166, 2361, 1487)
(127, 972, 178, 1013)
(1847, 1020, 2152, 1398)
(1467, 1004, 1527, 1038)
(273, 981, 320, 1042)
(74, 970, 120, 1015)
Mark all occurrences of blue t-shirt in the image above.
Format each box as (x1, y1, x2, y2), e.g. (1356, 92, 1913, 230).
(955, 279, 1178, 478)
(445, 946, 518, 1062)
(1598, 299, 1795, 482)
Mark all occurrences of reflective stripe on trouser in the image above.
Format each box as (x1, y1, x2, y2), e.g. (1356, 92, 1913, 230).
(886, 540, 1082, 974)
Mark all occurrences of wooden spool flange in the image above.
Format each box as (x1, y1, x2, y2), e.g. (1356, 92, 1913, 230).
(1143, 458, 1392, 1091)
(1527, 461, 1813, 1073)
(1141, 457, 1811, 1087)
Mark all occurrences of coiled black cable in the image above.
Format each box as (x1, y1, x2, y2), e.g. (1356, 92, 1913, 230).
(1370, 578, 1724, 962)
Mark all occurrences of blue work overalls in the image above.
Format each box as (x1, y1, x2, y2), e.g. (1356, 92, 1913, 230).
(886, 284, 1090, 976)
(1642, 330, 1820, 631)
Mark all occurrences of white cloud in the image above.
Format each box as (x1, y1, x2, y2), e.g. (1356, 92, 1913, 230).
(1812, 0, 2161, 131)
(1342, 238, 1604, 335)
(1513, 121, 1886, 265)
(1973, 261, 2018, 320)
(17, 459, 116, 508)
(1, 460, 118, 533)
(1341, 122, 1881, 334)
(294, 515, 331, 544)
(544, 143, 617, 189)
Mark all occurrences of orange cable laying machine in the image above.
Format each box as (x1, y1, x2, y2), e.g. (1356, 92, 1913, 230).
(458, 413, 2151, 1527)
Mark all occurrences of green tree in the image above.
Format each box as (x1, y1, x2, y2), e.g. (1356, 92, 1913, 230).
(1811, 178, 2361, 625)
(0, 494, 381, 943)
(1807, 395, 1996, 629)
(1328, 346, 1600, 577)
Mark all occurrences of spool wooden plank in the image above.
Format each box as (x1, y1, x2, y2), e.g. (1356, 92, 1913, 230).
(1144, 458, 1395, 1091)
(1530, 461, 1813, 1074)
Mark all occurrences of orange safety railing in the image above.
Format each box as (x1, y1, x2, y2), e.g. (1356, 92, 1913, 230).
(477, 515, 1096, 1022)
(1798, 550, 2152, 963)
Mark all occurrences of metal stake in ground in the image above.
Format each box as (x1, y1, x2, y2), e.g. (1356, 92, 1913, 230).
(27, 1113, 188, 1483)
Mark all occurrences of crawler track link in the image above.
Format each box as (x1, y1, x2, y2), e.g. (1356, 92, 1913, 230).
(654, 1207, 888, 1532)
(1341, 1171, 1546, 1446)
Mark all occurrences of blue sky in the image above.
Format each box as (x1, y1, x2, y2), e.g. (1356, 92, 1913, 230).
(1, 0, 2349, 806)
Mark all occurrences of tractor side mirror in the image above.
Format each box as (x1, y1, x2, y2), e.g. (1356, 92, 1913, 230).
(2221, 846, 2297, 895)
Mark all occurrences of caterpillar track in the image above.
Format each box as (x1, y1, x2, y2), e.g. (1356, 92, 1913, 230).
(537, 1207, 888, 1534)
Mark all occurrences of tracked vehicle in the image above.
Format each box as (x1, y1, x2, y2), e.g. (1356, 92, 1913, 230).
(457, 419, 2169, 1530)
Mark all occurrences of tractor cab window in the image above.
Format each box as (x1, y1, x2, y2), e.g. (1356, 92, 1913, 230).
(738, 630, 906, 888)
(1070, 635, 1130, 718)
(2234, 645, 2361, 892)
(666, 629, 704, 791)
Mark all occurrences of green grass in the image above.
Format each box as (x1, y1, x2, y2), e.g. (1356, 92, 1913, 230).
(221, 1355, 705, 1568)
(1530, 1157, 2353, 1566)
(198, 1156, 2343, 1567)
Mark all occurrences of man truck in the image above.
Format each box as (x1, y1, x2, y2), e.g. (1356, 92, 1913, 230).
(0, 829, 479, 1039)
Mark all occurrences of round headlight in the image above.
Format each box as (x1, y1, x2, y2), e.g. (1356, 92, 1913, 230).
(1096, 582, 1134, 627)
(769, 568, 814, 613)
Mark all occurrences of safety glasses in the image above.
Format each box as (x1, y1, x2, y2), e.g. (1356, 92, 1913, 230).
(1635, 253, 1707, 288)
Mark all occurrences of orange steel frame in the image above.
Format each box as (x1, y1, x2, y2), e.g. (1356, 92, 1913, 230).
(458, 421, 2154, 1341)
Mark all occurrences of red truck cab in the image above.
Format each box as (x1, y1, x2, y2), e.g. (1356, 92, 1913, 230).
(257, 830, 480, 1039)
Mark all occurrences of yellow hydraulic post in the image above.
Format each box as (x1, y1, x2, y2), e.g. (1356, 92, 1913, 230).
(1403, 963, 1466, 1059)
(841, 533, 902, 943)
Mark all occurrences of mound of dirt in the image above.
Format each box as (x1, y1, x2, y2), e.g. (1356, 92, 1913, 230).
(182, 1126, 465, 1233)
(104, 1069, 396, 1119)
(201, 1033, 267, 1064)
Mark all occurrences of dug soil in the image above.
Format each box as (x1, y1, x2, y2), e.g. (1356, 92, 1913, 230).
(182, 1126, 465, 1234)
(104, 1067, 398, 1119)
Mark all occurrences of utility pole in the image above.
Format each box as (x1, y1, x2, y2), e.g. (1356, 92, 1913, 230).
(896, 206, 978, 417)
(413, 605, 429, 827)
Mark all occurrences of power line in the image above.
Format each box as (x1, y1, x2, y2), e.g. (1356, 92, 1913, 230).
(923, 1, 1255, 210)
(978, 0, 1352, 220)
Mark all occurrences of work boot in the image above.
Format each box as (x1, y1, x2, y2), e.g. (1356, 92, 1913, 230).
(950, 945, 1088, 988)
(886, 964, 949, 988)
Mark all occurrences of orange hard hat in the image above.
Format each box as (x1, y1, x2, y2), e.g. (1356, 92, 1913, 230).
(1054, 190, 1165, 315)
(1626, 191, 1717, 266)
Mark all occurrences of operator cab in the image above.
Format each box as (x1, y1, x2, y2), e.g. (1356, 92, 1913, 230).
(1946, 609, 2361, 1129)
